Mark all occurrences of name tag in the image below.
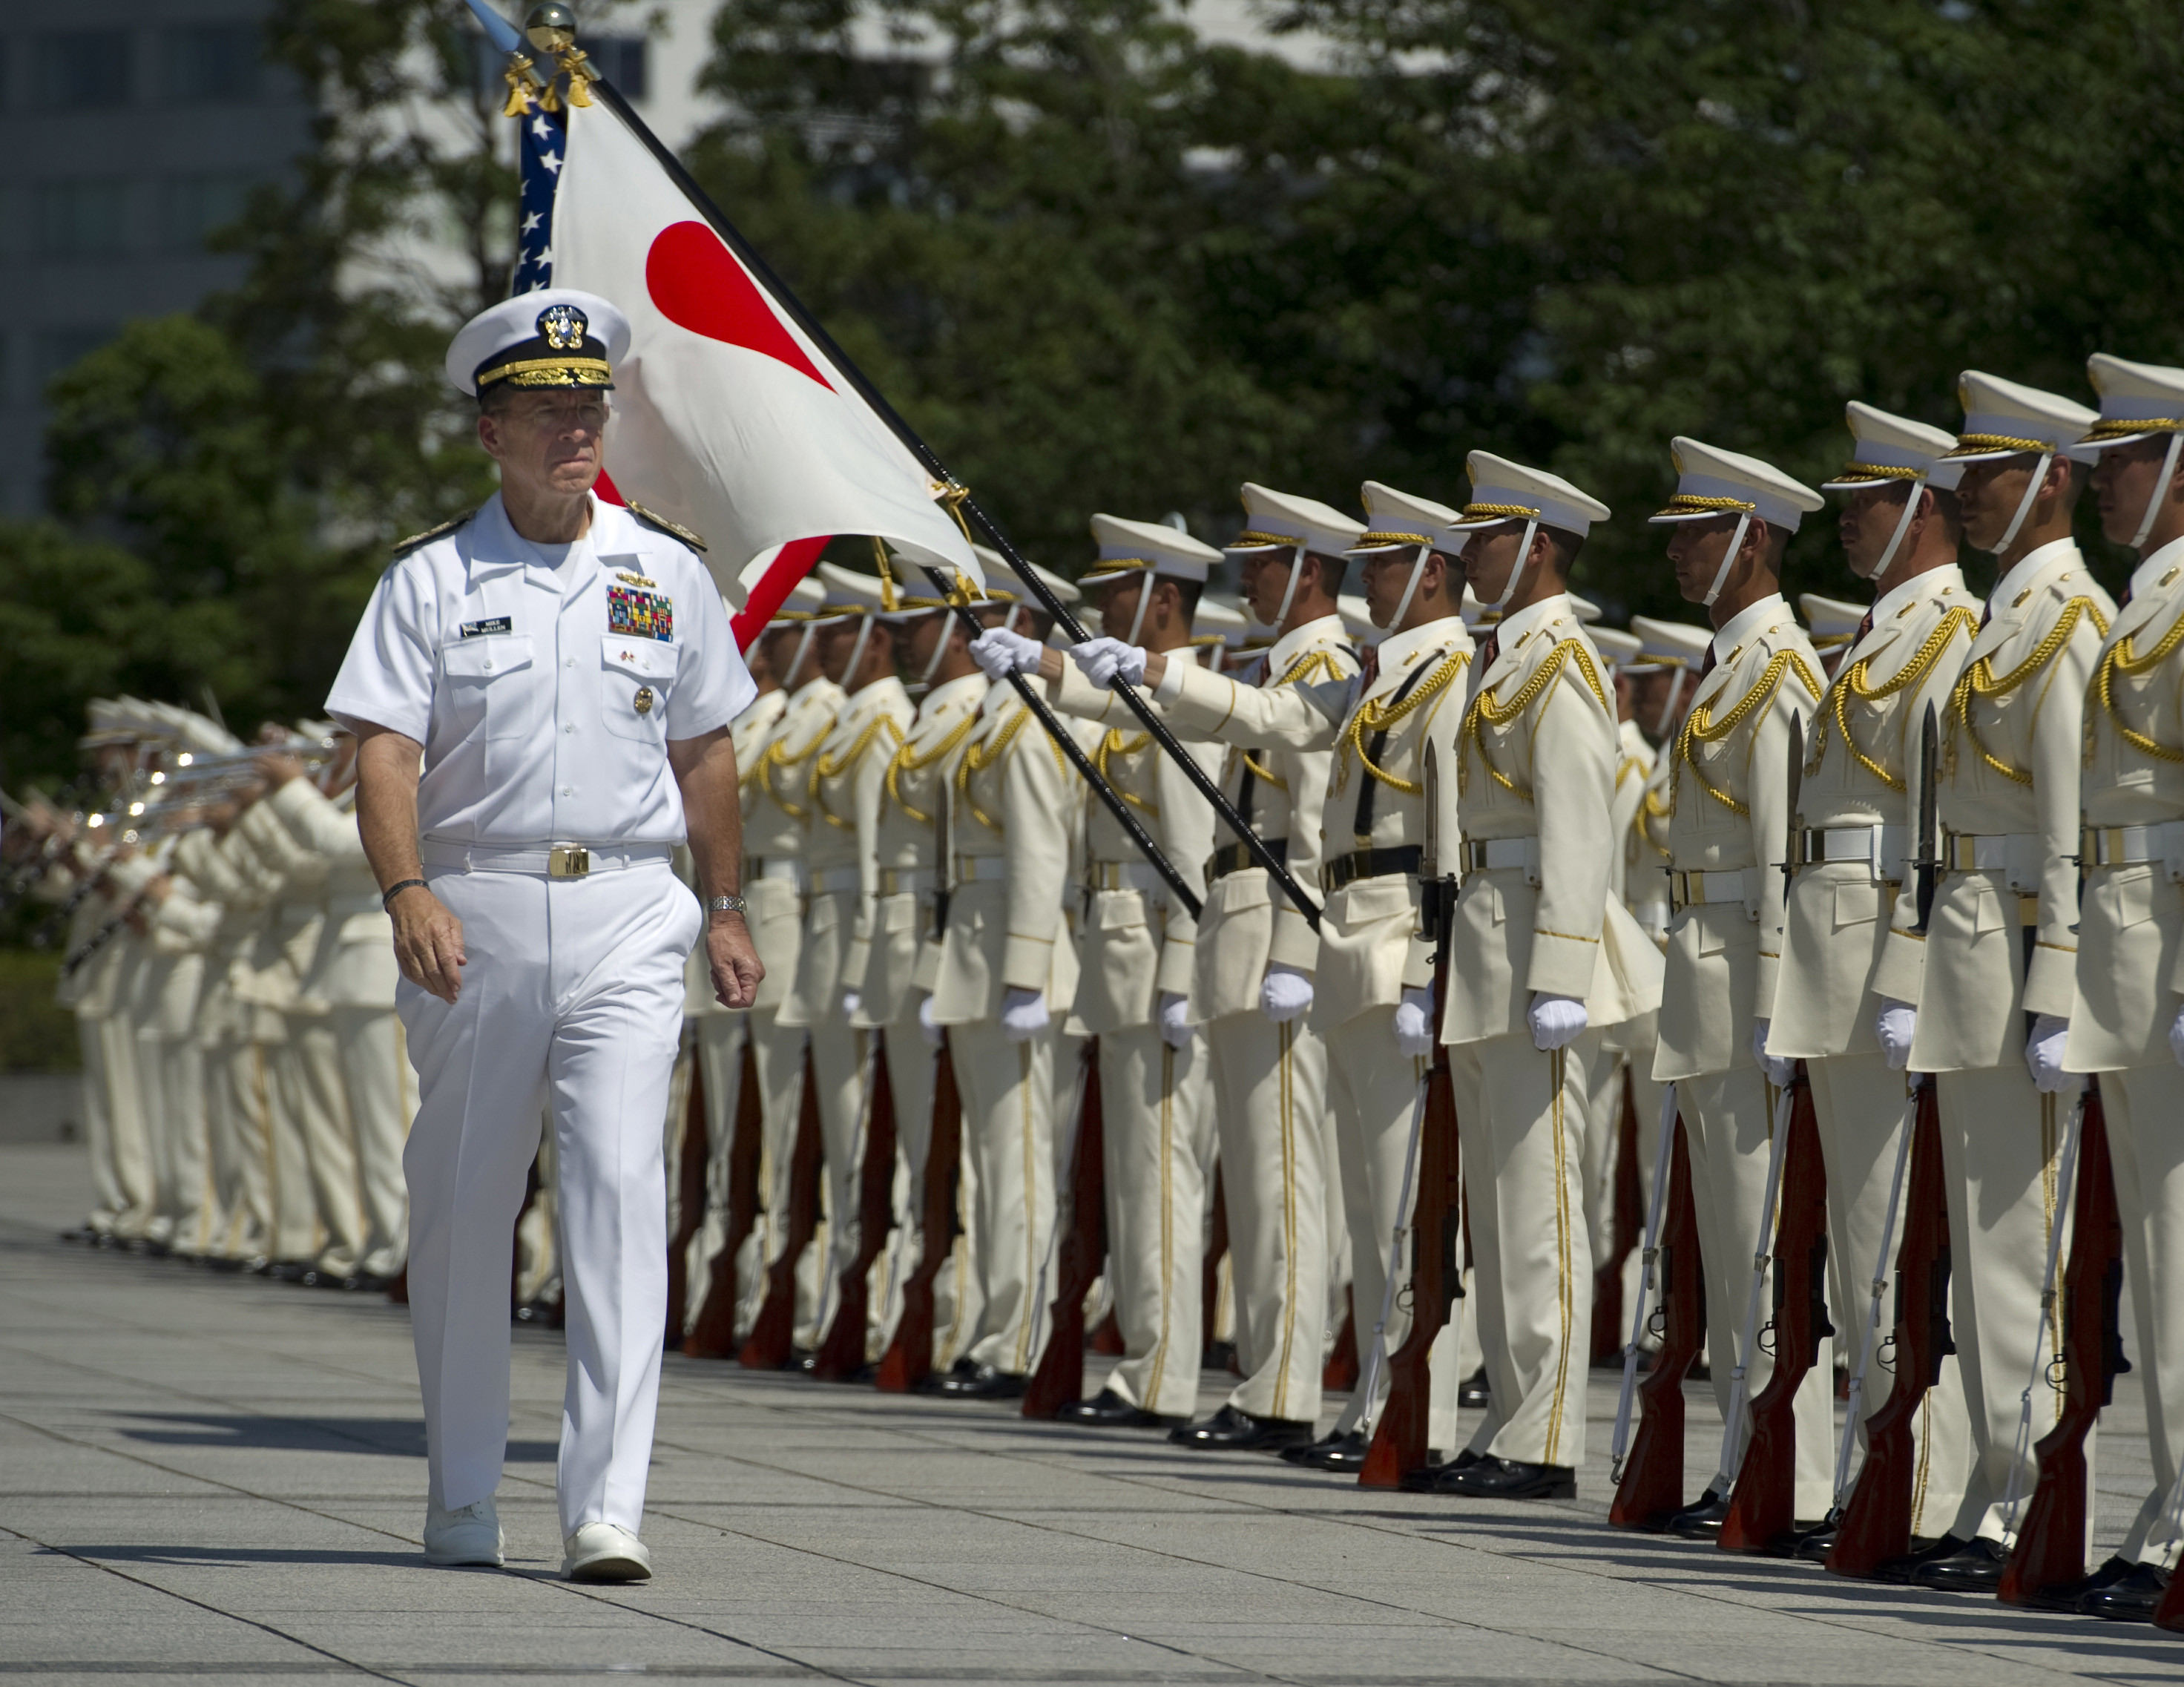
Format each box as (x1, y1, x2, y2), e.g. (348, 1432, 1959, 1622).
(608, 586, 673, 642)
(459, 616, 513, 639)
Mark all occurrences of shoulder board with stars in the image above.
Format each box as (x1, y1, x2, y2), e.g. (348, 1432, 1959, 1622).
(391, 510, 476, 558)
(626, 502, 707, 553)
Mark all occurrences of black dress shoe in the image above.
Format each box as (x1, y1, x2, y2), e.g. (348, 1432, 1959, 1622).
(1281, 1429, 1369, 1470)
(1875, 1534, 1963, 1585)
(1167, 1404, 1315, 1452)
(2080, 1561, 2170, 1622)
(912, 1356, 978, 1394)
(940, 1364, 1028, 1400)
(1665, 1488, 1730, 1539)
(1437, 1456, 1576, 1500)
(2012, 1552, 2131, 1613)
(1911, 1536, 2008, 1592)
(1791, 1518, 1839, 1563)
(1457, 1367, 1491, 1410)
(1055, 1389, 1182, 1428)
(1398, 1450, 1482, 1493)
(341, 1272, 392, 1293)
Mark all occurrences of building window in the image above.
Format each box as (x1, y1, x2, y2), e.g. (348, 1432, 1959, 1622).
(36, 31, 132, 110)
(162, 174, 258, 252)
(168, 24, 260, 104)
(34, 181, 131, 259)
(583, 36, 648, 101)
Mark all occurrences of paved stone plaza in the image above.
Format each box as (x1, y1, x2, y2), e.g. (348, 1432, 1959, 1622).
(4, 1138, 2183, 1686)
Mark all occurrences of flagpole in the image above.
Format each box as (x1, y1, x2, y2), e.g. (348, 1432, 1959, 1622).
(558, 53, 1320, 933)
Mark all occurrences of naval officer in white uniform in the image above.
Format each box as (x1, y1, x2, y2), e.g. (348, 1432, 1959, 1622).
(327, 290, 760, 1582)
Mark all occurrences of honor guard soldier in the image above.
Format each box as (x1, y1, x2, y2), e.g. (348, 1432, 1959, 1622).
(1050, 484, 1476, 1466)
(779, 561, 916, 1358)
(1645, 438, 1837, 1533)
(327, 289, 762, 1581)
(1404, 456, 1661, 1499)
(2063, 353, 2184, 1619)
(1766, 404, 1979, 1547)
(1869, 372, 2111, 1591)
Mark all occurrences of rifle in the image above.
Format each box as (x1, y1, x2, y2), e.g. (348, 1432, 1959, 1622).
(1323, 1295, 1361, 1393)
(1609, 1112, 1707, 1529)
(875, 1033, 963, 1391)
(812, 1033, 900, 1380)
(1359, 743, 1461, 1489)
(740, 1042, 826, 1369)
(1999, 1082, 2128, 1605)
(682, 1031, 763, 1360)
(1608, 1080, 1683, 1484)
(1202, 1165, 1231, 1367)
(1719, 1066, 1832, 1552)
(663, 1041, 711, 1349)
(1592, 1065, 1645, 1363)
(1824, 1075, 1954, 1576)
(1023, 1039, 1105, 1418)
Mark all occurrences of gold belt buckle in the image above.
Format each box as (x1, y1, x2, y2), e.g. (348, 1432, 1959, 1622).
(548, 844, 591, 880)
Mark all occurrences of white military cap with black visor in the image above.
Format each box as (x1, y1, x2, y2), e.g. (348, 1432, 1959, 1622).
(1444, 451, 1612, 616)
(1082, 513, 1225, 647)
(1343, 481, 1458, 631)
(1817, 402, 1961, 588)
(1629, 614, 1714, 737)
(1936, 371, 2099, 557)
(1224, 485, 1366, 632)
(1648, 436, 1823, 608)
(444, 289, 631, 398)
(2082, 354, 2184, 551)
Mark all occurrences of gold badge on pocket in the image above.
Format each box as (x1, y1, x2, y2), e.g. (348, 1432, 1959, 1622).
(634, 685, 654, 715)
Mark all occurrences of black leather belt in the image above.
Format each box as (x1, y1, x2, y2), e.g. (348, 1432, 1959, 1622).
(1208, 837, 1289, 881)
(1321, 845, 1421, 892)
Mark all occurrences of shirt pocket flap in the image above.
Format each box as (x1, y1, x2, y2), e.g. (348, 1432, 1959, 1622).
(601, 635, 674, 679)
(1337, 876, 1414, 927)
(1973, 887, 2009, 934)
(443, 634, 533, 678)
(1210, 872, 1271, 917)
(1097, 892, 1147, 931)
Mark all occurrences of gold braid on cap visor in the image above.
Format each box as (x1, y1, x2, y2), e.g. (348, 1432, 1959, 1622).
(1080, 556, 1155, 579)
(1651, 493, 1757, 519)
(477, 355, 614, 388)
(1453, 503, 1541, 524)
(1228, 529, 1304, 549)
(1830, 461, 1927, 484)
(2082, 417, 2184, 443)
(1945, 433, 2057, 457)
(1354, 530, 1435, 547)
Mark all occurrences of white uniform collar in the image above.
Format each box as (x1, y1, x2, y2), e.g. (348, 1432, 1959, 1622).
(1266, 612, 1347, 671)
(1866, 564, 1964, 628)
(1709, 592, 1789, 665)
(1491, 592, 1568, 650)
(1987, 536, 2077, 612)
(1376, 611, 1467, 675)
(2130, 533, 2184, 599)
(919, 671, 988, 716)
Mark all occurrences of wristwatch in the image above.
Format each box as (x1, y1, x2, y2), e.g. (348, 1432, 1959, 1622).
(708, 894, 747, 916)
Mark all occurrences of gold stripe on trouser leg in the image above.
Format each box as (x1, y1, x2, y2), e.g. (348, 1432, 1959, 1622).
(1808, 1050, 1970, 1533)
(1325, 1009, 1430, 1421)
(1933, 1065, 2080, 1545)
(1099, 1029, 1205, 1418)
(1679, 1065, 1838, 1516)
(869, 1007, 937, 1352)
(951, 1019, 1054, 1375)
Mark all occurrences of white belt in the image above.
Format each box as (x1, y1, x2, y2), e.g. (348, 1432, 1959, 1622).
(1459, 837, 1537, 873)
(420, 839, 674, 878)
(1086, 860, 1165, 894)
(810, 866, 861, 896)
(748, 857, 806, 889)
(1942, 831, 2038, 873)
(953, 854, 1004, 884)
(1666, 866, 1750, 910)
(878, 866, 938, 896)
(1797, 823, 1905, 880)
(2082, 821, 2184, 869)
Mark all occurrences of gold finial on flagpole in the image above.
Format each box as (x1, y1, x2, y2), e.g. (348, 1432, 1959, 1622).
(525, 3, 600, 106)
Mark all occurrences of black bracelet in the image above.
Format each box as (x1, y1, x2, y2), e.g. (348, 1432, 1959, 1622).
(381, 878, 428, 910)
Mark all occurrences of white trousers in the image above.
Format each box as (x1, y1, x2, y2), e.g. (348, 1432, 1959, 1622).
(212, 1036, 275, 1261)
(295, 1017, 371, 1277)
(85, 1014, 154, 1238)
(267, 1036, 320, 1264)
(953, 1021, 1056, 1377)
(1679, 1065, 1838, 1518)
(1452, 1031, 1596, 1468)
(1206, 1011, 1329, 1424)
(2104, 1063, 2184, 1569)
(329, 1007, 415, 1280)
(1807, 1051, 1970, 1538)
(399, 859, 697, 1536)
(742, 1007, 823, 1343)
(1099, 1027, 1208, 1418)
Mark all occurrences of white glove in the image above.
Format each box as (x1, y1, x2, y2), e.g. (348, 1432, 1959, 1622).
(1158, 991, 1193, 1049)
(2171, 1004, 2184, 1071)
(1393, 986, 1435, 1058)
(969, 626, 1043, 680)
(1527, 992, 1588, 1051)
(1260, 962, 1315, 1024)
(841, 987, 862, 1021)
(1070, 637, 1147, 691)
(1001, 985, 1050, 1042)
(917, 993, 944, 1049)
(2026, 1013, 2073, 1093)
(1752, 1018, 1795, 1088)
(1875, 1000, 1917, 1071)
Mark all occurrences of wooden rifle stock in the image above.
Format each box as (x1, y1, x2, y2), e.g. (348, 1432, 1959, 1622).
(1202, 1164, 1231, 1365)
(1593, 1065, 1644, 1362)
(663, 1045, 711, 1350)
(1324, 1295, 1360, 1393)
(1720, 1068, 1833, 1551)
(683, 1034, 763, 1360)
(1826, 1078, 1953, 1577)
(740, 1043, 826, 1369)
(875, 1036, 962, 1391)
(1610, 1116, 1705, 1529)
(812, 1037, 900, 1380)
(1024, 1042, 1105, 1418)
(2002, 1082, 2129, 1605)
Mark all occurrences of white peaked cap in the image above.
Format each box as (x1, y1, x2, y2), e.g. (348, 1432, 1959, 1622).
(443, 288, 629, 398)
(1193, 594, 1250, 648)
(1227, 484, 1366, 558)
(1630, 615, 1714, 669)
(1650, 437, 1824, 531)
(1084, 513, 1224, 585)
(813, 559, 896, 619)
(1800, 593, 1866, 649)
(762, 574, 829, 624)
(1822, 402, 1965, 493)
(1447, 452, 1611, 536)
(1338, 592, 1382, 645)
(165, 705, 243, 756)
(2082, 354, 2184, 450)
(80, 699, 138, 746)
(1348, 482, 1459, 555)
(1591, 626, 1642, 668)
(1944, 371, 2100, 464)
(1566, 590, 1603, 623)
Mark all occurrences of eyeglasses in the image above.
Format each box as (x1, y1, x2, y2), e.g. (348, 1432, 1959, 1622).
(498, 398, 611, 432)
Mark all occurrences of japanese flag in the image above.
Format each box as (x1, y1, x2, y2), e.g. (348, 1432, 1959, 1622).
(552, 98, 982, 638)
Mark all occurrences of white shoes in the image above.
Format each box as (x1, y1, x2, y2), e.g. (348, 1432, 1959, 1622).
(423, 1497, 504, 1567)
(562, 1521, 653, 1582)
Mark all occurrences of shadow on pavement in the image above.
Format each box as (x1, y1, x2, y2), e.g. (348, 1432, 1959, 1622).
(105, 1412, 555, 1462)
